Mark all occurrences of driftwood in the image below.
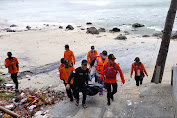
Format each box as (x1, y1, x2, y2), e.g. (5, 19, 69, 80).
(0, 106, 21, 118)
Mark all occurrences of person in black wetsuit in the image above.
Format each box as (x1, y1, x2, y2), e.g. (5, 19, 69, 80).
(66, 59, 89, 108)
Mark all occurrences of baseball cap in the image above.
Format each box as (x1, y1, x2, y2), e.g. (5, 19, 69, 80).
(64, 59, 70, 64)
(7, 52, 12, 55)
(81, 60, 87, 65)
(108, 54, 116, 60)
(134, 57, 140, 61)
(102, 50, 107, 56)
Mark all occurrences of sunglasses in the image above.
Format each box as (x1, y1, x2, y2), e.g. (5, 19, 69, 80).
(83, 64, 87, 66)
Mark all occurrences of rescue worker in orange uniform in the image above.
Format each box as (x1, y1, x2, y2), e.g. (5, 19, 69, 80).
(87, 46, 98, 64)
(59, 58, 65, 70)
(93, 50, 108, 96)
(101, 54, 125, 106)
(64, 44, 76, 66)
(59, 58, 65, 81)
(60, 59, 75, 101)
(5, 52, 19, 92)
(130, 57, 148, 86)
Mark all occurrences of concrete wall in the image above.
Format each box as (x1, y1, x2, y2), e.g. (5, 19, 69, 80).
(172, 67, 177, 118)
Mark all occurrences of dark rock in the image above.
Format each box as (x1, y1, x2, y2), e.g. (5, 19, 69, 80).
(46, 24, 49, 26)
(124, 31, 130, 35)
(59, 26, 63, 29)
(86, 22, 92, 25)
(132, 23, 145, 28)
(171, 32, 177, 39)
(81, 28, 85, 30)
(115, 34, 127, 40)
(86, 27, 99, 34)
(142, 35, 150, 37)
(153, 32, 163, 38)
(110, 28, 120, 32)
(10, 24, 17, 27)
(98, 28, 106, 32)
(66, 25, 74, 30)
(3, 28, 16, 32)
(26, 26, 31, 30)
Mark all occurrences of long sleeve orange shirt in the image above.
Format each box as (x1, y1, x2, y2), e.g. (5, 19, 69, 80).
(100, 62, 125, 84)
(64, 50, 76, 64)
(130, 63, 148, 76)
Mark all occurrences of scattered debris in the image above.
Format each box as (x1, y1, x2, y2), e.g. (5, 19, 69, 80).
(0, 87, 65, 117)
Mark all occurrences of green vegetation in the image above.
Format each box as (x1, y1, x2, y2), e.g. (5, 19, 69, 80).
(0, 92, 14, 99)
(0, 78, 5, 85)
(0, 72, 3, 75)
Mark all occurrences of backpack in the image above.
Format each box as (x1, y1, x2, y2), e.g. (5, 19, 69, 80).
(90, 51, 97, 61)
(134, 62, 143, 76)
(104, 63, 117, 79)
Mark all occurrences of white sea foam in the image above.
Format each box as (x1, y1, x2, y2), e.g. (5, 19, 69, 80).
(69, 0, 111, 6)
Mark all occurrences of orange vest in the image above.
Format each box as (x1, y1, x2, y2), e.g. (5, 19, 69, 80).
(96, 56, 107, 74)
(87, 50, 98, 63)
(60, 66, 75, 84)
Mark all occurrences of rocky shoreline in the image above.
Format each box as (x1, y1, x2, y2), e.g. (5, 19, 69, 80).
(1, 22, 177, 40)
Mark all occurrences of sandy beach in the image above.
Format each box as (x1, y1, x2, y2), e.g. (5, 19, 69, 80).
(0, 27, 177, 91)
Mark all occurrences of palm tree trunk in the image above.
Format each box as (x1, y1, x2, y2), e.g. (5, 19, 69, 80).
(151, 0, 177, 83)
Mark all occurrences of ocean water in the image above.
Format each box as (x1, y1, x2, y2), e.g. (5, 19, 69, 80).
(0, 0, 176, 34)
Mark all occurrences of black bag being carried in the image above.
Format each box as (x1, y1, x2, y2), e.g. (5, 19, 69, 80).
(86, 83, 103, 96)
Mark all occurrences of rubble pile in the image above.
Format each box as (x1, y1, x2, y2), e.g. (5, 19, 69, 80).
(0, 87, 65, 117)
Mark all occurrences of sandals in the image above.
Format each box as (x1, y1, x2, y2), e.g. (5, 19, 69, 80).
(75, 101, 87, 108)
(75, 101, 79, 106)
(82, 104, 87, 108)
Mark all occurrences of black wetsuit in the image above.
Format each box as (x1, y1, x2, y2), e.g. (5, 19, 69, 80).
(68, 67, 89, 104)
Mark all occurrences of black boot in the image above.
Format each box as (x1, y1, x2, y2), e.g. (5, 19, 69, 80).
(110, 93, 114, 101)
(107, 101, 111, 106)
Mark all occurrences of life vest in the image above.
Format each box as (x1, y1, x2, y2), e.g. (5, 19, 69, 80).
(96, 56, 107, 74)
(90, 51, 97, 61)
(134, 62, 143, 76)
(104, 63, 117, 79)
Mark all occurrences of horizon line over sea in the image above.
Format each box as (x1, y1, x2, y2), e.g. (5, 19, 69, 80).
(0, 0, 176, 35)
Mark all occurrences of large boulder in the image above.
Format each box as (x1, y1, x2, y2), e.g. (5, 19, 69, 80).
(10, 24, 17, 27)
(86, 22, 92, 25)
(26, 26, 31, 30)
(115, 34, 127, 40)
(66, 25, 74, 30)
(132, 23, 145, 28)
(3, 28, 16, 32)
(142, 35, 150, 37)
(59, 26, 63, 29)
(110, 28, 120, 32)
(153, 32, 163, 38)
(98, 28, 106, 32)
(86, 27, 99, 34)
(171, 31, 177, 39)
